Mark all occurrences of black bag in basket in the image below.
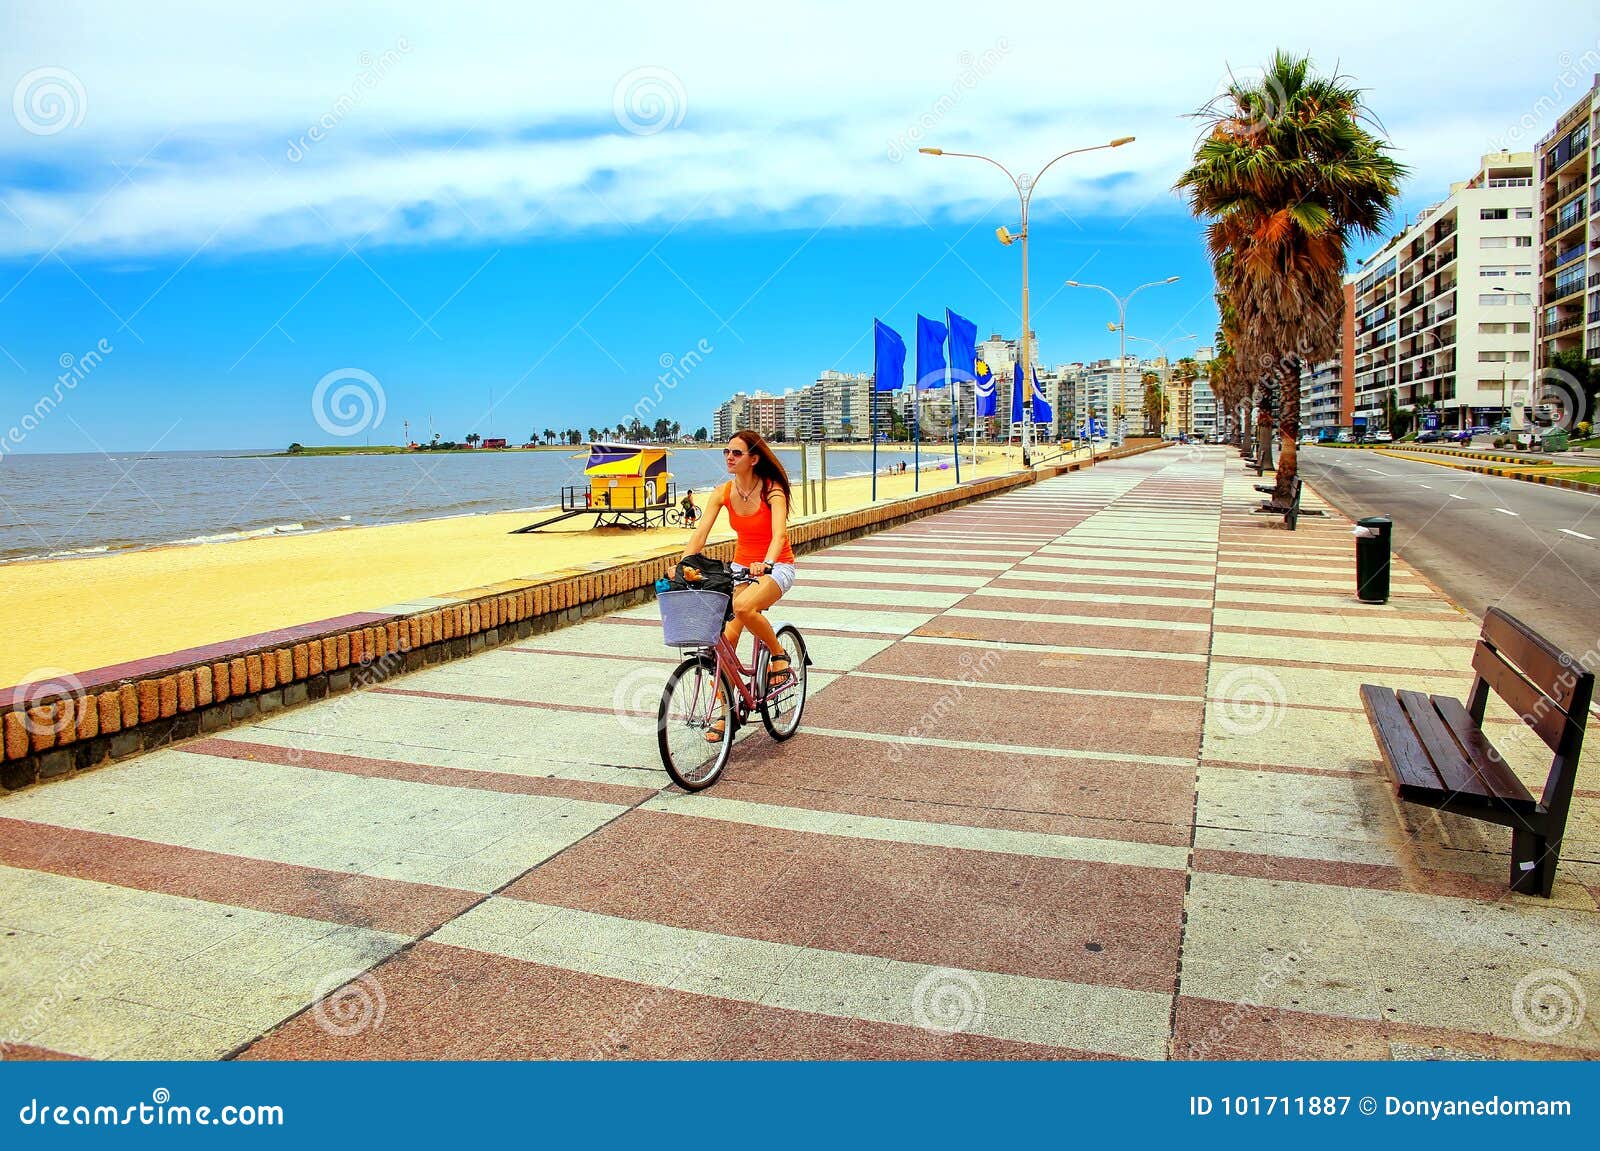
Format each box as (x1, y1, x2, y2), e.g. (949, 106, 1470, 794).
(670, 553, 735, 620)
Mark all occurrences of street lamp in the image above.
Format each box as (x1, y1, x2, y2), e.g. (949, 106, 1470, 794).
(1124, 332, 1198, 438)
(1065, 277, 1179, 446)
(920, 137, 1134, 465)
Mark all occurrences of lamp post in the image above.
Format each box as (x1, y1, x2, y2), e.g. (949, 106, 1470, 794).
(920, 137, 1135, 466)
(1124, 332, 1198, 437)
(1065, 277, 1180, 446)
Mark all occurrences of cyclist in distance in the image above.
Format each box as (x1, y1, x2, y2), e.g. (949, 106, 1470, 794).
(679, 429, 797, 741)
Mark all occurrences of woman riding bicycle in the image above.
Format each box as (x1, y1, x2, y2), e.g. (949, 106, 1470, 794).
(679, 429, 796, 740)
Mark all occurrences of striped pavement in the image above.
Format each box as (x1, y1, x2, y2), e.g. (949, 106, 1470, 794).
(2, 447, 1597, 1061)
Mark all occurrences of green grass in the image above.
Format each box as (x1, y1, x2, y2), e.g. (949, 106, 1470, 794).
(270, 445, 412, 456)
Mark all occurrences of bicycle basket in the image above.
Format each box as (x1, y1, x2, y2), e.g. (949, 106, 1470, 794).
(658, 588, 731, 647)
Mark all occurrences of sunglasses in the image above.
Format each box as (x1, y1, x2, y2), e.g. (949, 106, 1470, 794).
(723, 448, 748, 458)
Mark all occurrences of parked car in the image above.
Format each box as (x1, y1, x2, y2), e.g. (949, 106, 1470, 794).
(1373, 431, 1393, 443)
(1449, 429, 1474, 444)
(1335, 431, 1353, 443)
(1417, 429, 1441, 443)
(1470, 425, 1492, 436)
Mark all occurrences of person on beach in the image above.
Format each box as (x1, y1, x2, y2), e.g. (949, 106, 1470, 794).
(679, 429, 797, 742)
(679, 488, 699, 525)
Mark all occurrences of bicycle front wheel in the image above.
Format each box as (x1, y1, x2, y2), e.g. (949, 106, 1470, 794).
(759, 625, 809, 741)
(658, 653, 736, 790)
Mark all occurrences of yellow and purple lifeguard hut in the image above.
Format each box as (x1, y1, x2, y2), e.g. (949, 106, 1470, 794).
(512, 441, 679, 532)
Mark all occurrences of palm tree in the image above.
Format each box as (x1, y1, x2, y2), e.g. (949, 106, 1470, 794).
(670, 420, 681, 440)
(1141, 371, 1163, 436)
(1176, 50, 1404, 500)
(465, 433, 480, 449)
(587, 426, 597, 442)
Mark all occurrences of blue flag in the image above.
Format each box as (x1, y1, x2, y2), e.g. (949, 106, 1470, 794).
(1031, 366, 1053, 424)
(916, 314, 948, 389)
(1010, 365, 1023, 422)
(974, 358, 995, 417)
(873, 320, 905, 393)
(946, 310, 977, 385)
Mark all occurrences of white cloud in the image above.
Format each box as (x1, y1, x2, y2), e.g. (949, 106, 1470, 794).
(1, 0, 1594, 258)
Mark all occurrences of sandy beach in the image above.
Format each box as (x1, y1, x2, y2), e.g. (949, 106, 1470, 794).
(3, 445, 1038, 684)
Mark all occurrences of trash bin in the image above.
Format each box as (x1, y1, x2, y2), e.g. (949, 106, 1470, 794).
(1354, 516, 1392, 604)
(1542, 428, 1569, 452)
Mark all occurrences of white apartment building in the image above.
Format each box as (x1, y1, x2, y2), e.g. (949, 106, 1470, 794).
(1192, 374, 1217, 438)
(1350, 151, 1537, 430)
(1299, 359, 1344, 435)
(777, 370, 878, 441)
(712, 392, 750, 442)
(1079, 357, 1145, 435)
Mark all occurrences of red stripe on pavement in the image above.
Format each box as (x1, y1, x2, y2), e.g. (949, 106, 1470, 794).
(0, 817, 479, 937)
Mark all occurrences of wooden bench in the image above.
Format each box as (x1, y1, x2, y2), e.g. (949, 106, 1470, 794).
(1359, 607, 1592, 897)
(1253, 477, 1303, 530)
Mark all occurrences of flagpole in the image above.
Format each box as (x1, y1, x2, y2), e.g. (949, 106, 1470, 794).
(871, 378, 878, 504)
(912, 381, 920, 492)
(952, 376, 960, 484)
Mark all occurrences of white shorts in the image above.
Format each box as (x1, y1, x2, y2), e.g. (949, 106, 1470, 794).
(733, 562, 797, 594)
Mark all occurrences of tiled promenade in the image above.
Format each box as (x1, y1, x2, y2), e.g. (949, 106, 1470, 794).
(3, 448, 1597, 1060)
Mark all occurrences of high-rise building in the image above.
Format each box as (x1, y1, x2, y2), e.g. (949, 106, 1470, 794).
(747, 392, 785, 440)
(1296, 283, 1356, 437)
(1079, 357, 1144, 434)
(1350, 151, 1537, 431)
(712, 392, 750, 442)
(1535, 76, 1599, 374)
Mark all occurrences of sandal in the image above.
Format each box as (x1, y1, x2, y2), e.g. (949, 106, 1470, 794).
(704, 718, 727, 744)
(766, 655, 793, 689)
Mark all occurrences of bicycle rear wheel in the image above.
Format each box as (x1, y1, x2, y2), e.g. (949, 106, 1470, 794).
(658, 653, 736, 790)
(759, 625, 809, 741)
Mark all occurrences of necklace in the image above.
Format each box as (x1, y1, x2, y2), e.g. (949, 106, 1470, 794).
(734, 479, 760, 501)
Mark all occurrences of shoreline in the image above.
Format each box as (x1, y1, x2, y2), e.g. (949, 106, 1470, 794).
(1, 446, 1033, 684)
(0, 445, 1005, 569)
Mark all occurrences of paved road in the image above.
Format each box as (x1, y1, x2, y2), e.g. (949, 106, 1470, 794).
(1299, 445, 1600, 654)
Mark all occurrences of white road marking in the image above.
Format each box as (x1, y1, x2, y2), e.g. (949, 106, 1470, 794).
(1494, 508, 1518, 516)
(1560, 528, 1595, 540)
(1418, 483, 1433, 489)
(1367, 469, 1391, 476)
(1448, 493, 1467, 501)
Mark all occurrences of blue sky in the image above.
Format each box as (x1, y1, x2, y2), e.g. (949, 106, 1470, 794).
(1, 0, 1596, 451)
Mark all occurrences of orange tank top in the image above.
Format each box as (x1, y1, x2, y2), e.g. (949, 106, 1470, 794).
(721, 481, 794, 567)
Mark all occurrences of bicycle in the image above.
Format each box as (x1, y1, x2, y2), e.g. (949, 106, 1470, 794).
(656, 570, 810, 790)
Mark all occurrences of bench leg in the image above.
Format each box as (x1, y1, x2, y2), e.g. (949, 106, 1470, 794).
(1510, 827, 1559, 897)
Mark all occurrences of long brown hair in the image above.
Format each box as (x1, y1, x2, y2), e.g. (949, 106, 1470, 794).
(729, 429, 792, 505)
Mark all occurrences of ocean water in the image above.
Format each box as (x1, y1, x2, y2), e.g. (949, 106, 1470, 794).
(0, 444, 974, 563)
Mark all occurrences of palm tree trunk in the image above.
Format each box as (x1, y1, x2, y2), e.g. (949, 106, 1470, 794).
(1273, 360, 1301, 502)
